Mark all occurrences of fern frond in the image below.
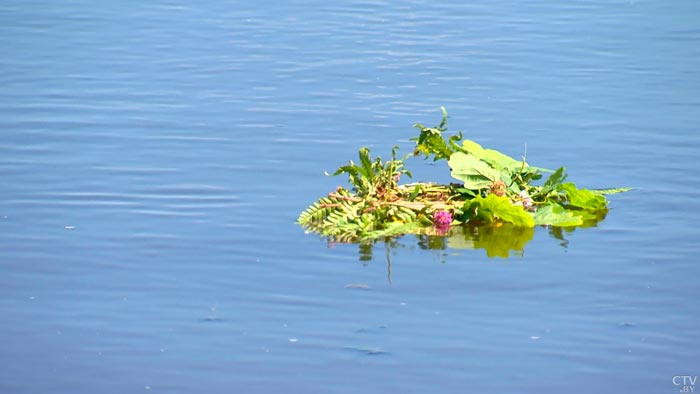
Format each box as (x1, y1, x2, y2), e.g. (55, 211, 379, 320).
(297, 196, 339, 225)
(297, 190, 360, 226)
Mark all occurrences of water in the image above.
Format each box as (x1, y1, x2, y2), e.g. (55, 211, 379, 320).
(1, 1, 699, 393)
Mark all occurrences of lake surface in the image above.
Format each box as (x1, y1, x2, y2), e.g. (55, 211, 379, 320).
(1, 1, 699, 393)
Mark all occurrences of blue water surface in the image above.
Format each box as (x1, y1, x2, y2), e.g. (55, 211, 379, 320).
(1, 1, 699, 393)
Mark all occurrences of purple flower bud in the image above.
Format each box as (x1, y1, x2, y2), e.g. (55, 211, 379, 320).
(433, 210, 452, 228)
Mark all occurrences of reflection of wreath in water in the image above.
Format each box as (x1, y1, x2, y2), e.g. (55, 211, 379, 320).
(334, 222, 580, 261)
(328, 224, 586, 284)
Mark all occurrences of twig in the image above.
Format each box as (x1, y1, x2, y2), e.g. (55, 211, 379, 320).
(328, 192, 362, 202)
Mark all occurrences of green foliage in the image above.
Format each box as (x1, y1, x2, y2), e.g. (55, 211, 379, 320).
(463, 194, 535, 227)
(448, 152, 500, 190)
(541, 167, 567, 195)
(411, 106, 463, 161)
(332, 146, 411, 198)
(559, 183, 607, 211)
(298, 107, 629, 245)
(460, 139, 525, 172)
(297, 194, 350, 226)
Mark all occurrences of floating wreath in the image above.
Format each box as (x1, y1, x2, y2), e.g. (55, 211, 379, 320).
(298, 108, 629, 242)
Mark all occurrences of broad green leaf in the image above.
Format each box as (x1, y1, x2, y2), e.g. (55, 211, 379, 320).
(559, 183, 607, 211)
(465, 194, 535, 227)
(531, 204, 583, 226)
(461, 139, 524, 172)
(448, 152, 500, 190)
(455, 173, 493, 191)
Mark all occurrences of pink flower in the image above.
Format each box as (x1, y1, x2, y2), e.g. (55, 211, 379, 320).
(433, 210, 452, 228)
(517, 190, 535, 211)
